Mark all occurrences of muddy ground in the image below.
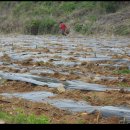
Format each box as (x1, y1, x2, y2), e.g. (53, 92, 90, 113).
(0, 35, 130, 124)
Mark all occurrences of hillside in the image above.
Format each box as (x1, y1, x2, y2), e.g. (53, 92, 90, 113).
(0, 1, 130, 36)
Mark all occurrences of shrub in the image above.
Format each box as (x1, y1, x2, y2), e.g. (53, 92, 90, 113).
(114, 25, 130, 36)
(24, 19, 41, 35)
(74, 23, 83, 32)
(59, 2, 76, 14)
(38, 18, 59, 34)
(87, 15, 97, 22)
(74, 23, 93, 35)
(24, 18, 58, 35)
(100, 2, 120, 13)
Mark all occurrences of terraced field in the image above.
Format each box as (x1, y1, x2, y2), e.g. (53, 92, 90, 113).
(0, 34, 130, 124)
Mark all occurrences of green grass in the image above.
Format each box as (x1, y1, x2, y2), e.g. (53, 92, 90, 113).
(0, 108, 50, 124)
(0, 1, 129, 35)
(74, 23, 93, 35)
(24, 17, 58, 35)
(87, 15, 97, 22)
(117, 82, 130, 88)
(114, 25, 130, 36)
(113, 69, 130, 74)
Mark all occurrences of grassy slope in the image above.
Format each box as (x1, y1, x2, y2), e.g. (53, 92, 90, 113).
(0, 1, 129, 36)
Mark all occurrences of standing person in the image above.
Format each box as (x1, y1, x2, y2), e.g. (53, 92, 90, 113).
(59, 21, 69, 36)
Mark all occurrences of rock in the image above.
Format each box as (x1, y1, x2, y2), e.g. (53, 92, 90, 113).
(81, 112, 88, 116)
(20, 68, 28, 73)
(76, 66, 80, 69)
(93, 76, 101, 82)
(33, 65, 36, 67)
(59, 77, 66, 81)
(57, 85, 65, 93)
(0, 120, 6, 124)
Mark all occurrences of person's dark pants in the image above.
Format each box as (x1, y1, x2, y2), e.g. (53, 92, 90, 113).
(61, 29, 67, 36)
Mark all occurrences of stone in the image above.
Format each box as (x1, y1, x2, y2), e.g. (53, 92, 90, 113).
(57, 85, 65, 93)
(81, 112, 88, 116)
(76, 66, 80, 69)
(93, 76, 101, 82)
(20, 68, 28, 73)
(59, 77, 66, 81)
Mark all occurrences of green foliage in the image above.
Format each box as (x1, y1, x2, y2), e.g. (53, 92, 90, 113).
(74, 24, 83, 32)
(0, 1, 129, 35)
(33, 5, 53, 16)
(24, 18, 58, 35)
(87, 15, 97, 22)
(0, 108, 50, 124)
(12, 2, 34, 16)
(100, 2, 120, 13)
(76, 1, 96, 9)
(117, 82, 130, 88)
(24, 19, 41, 35)
(0, 111, 12, 121)
(38, 18, 59, 34)
(113, 69, 130, 74)
(114, 25, 130, 36)
(59, 2, 77, 13)
(74, 23, 93, 35)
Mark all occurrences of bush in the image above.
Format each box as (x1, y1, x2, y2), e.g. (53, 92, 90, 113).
(100, 2, 120, 13)
(38, 18, 59, 34)
(114, 25, 130, 36)
(74, 23, 83, 32)
(24, 19, 41, 35)
(59, 2, 76, 14)
(87, 15, 97, 22)
(24, 18, 59, 35)
(74, 23, 93, 35)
